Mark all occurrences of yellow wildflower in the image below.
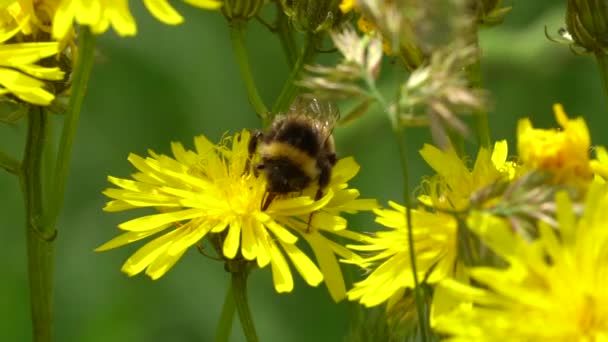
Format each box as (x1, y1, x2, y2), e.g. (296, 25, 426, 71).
(339, 0, 354, 13)
(97, 130, 375, 301)
(347, 202, 458, 307)
(419, 140, 515, 211)
(517, 104, 594, 188)
(434, 181, 608, 341)
(52, 0, 222, 39)
(0, 28, 64, 105)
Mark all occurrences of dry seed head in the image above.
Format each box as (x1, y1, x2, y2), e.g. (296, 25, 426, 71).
(399, 44, 487, 146)
(298, 25, 383, 99)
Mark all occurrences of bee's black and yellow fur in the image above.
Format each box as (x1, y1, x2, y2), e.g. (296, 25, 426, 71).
(248, 98, 339, 211)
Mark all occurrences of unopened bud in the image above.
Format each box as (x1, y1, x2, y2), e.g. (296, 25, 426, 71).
(222, 0, 264, 21)
(467, 0, 512, 27)
(566, 0, 608, 52)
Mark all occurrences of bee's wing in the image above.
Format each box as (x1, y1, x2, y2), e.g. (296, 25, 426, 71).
(289, 96, 340, 134)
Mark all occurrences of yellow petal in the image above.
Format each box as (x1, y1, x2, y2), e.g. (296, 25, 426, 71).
(305, 233, 346, 302)
(143, 0, 183, 25)
(279, 240, 323, 287)
(95, 224, 170, 251)
(121, 229, 182, 276)
(269, 240, 293, 293)
(118, 208, 203, 231)
(183, 0, 222, 10)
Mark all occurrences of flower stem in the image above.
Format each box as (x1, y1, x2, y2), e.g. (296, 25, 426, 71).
(275, 3, 296, 69)
(366, 73, 429, 341)
(20, 107, 54, 342)
(0, 149, 19, 175)
(230, 19, 269, 123)
(46, 27, 96, 228)
(594, 52, 608, 108)
(232, 270, 258, 342)
(272, 33, 318, 115)
(215, 283, 236, 342)
(467, 34, 491, 148)
(393, 126, 429, 342)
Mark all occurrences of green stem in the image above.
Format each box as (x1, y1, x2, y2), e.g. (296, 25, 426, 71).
(367, 73, 429, 341)
(20, 107, 54, 342)
(215, 283, 236, 342)
(394, 127, 429, 342)
(0, 149, 19, 174)
(594, 52, 608, 108)
(272, 33, 318, 115)
(467, 33, 491, 149)
(275, 4, 297, 69)
(46, 27, 96, 228)
(457, 219, 475, 267)
(232, 270, 258, 342)
(230, 20, 269, 123)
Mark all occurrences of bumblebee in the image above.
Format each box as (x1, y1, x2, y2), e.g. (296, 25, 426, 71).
(249, 97, 339, 210)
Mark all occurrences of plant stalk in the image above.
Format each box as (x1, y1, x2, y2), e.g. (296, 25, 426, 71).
(394, 126, 429, 342)
(215, 283, 236, 342)
(46, 27, 96, 228)
(272, 33, 318, 115)
(20, 107, 53, 342)
(467, 33, 491, 148)
(275, 3, 296, 69)
(232, 270, 258, 342)
(230, 19, 269, 123)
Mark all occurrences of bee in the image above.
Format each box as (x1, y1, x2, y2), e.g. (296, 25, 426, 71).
(248, 97, 339, 212)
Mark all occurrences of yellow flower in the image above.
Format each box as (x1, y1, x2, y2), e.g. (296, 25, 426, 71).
(97, 130, 375, 301)
(434, 181, 608, 341)
(517, 104, 594, 188)
(52, 0, 222, 39)
(0, 29, 64, 105)
(0, 1, 54, 38)
(419, 140, 515, 211)
(347, 202, 458, 307)
(339, 0, 354, 13)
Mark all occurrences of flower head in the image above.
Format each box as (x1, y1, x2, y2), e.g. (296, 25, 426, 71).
(347, 202, 458, 307)
(0, 27, 65, 105)
(97, 130, 376, 301)
(517, 104, 599, 190)
(52, 0, 221, 39)
(419, 140, 515, 211)
(434, 181, 608, 341)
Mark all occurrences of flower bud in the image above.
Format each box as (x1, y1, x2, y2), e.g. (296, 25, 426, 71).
(467, 0, 512, 27)
(566, 0, 608, 52)
(222, 0, 264, 21)
(280, 0, 345, 33)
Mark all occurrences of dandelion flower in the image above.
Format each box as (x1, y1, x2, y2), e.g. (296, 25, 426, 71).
(434, 181, 608, 341)
(347, 202, 458, 307)
(97, 130, 375, 301)
(517, 104, 594, 188)
(0, 31, 64, 105)
(419, 140, 515, 211)
(52, 0, 222, 39)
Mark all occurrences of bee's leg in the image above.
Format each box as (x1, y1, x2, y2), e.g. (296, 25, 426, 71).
(327, 152, 337, 166)
(262, 192, 276, 211)
(244, 130, 263, 175)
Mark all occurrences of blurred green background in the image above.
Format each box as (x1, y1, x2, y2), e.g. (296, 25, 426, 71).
(1, 1, 606, 341)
